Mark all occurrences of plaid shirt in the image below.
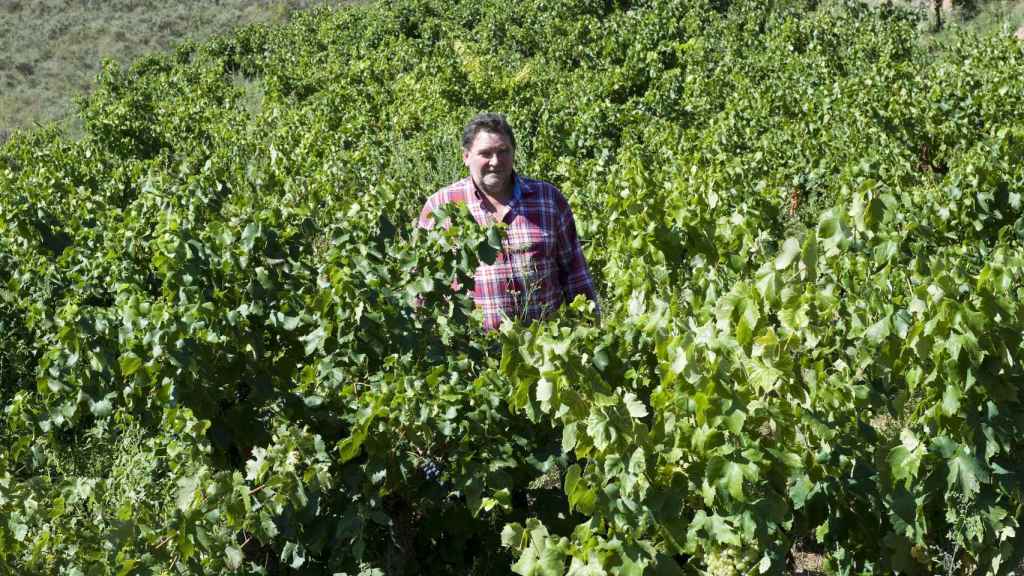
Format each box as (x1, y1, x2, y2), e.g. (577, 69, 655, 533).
(419, 175, 599, 331)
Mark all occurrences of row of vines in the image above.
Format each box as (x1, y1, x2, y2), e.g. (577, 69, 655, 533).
(1, 0, 1023, 574)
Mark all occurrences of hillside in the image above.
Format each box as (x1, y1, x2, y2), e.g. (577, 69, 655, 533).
(2, 0, 1022, 137)
(1, 0, 1023, 574)
(0, 0, 352, 135)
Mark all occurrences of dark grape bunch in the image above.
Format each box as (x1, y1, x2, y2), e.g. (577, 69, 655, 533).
(421, 459, 442, 483)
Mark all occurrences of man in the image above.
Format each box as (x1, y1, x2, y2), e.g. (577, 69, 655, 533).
(418, 113, 600, 331)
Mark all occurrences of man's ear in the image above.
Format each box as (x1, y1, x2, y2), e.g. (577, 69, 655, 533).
(462, 147, 470, 166)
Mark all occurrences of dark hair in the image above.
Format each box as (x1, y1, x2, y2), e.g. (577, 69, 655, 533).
(461, 112, 516, 150)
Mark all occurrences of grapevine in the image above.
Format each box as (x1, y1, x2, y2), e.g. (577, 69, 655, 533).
(1, 0, 1022, 574)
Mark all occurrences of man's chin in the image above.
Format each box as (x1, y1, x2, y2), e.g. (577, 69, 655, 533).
(481, 174, 508, 190)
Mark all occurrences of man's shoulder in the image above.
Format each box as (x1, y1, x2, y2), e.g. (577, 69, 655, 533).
(518, 175, 558, 194)
(519, 176, 570, 210)
(419, 178, 471, 229)
(427, 177, 472, 206)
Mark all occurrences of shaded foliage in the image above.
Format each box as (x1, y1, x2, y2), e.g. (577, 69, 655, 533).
(1, 0, 1023, 574)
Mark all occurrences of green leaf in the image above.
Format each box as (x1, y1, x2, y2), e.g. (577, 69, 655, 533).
(931, 435, 958, 459)
(586, 410, 615, 450)
(688, 397, 710, 433)
(481, 488, 512, 513)
(817, 210, 847, 254)
(722, 461, 746, 502)
(623, 392, 648, 418)
(565, 464, 596, 515)
(486, 225, 504, 250)
(502, 523, 524, 548)
(948, 449, 987, 498)
(775, 237, 802, 270)
(90, 398, 113, 418)
(118, 352, 143, 376)
(850, 181, 886, 231)
(888, 446, 922, 487)
(176, 475, 200, 511)
(537, 378, 554, 404)
(754, 266, 779, 302)
(800, 232, 818, 281)
(748, 360, 783, 394)
(865, 195, 885, 230)
(256, 266, 274, 290)
(562, 421, 578, 453)
(629, 447, 647, 476)
(853, 194, 886, 232)
(715, 290, 743, 326)
(724, 410, 746, 435)
(736, 308, 755, 348)
(864, 315, 891, 345)
(789, 475, 815, 510)
(564, 464, 581, 497)
(300, 325, 326, 356)
(479, 226, 502, 265)
(241, 222, 260, 252)
(567, 553, 606, 576)
(618, 547, 649, 576)
(942, 383, 962, 416)
(225, 546, 243, 570)
(10, 521, 28, 542)
(651, 554, 687, 576)
(50, 496, 66, 519)
(815, 519, 829, 543)
(510, 520, 566, 576)
(338, 425, 368, 463)
(535, 547, 568, 576)
(408, 274, 435, 296)
(707, 514, 741, 547)
(280, 315, 301, 331)
(281, 541, 306, 569)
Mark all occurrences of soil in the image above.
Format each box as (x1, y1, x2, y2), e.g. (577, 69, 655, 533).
(792, 550, 825, 575)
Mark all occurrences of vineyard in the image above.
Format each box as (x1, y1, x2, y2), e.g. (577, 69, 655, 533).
(1, 0, 1023, 574)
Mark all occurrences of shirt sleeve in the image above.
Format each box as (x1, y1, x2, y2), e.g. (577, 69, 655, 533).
(418, 194, 439, 229)
(419, 183, 468, 230)
(554, 192, 601, 319)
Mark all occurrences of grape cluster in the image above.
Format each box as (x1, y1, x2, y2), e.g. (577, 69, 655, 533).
(421, 459, 442, 483)
(704, 550, 737, 576)
(703, 547, 747, 576)
(704, 546, 763, 576)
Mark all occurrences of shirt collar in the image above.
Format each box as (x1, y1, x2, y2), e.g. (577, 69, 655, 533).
(512, 174, 523, 203)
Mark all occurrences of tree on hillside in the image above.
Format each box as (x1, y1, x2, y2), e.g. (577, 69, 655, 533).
(933, 0, 949, 31)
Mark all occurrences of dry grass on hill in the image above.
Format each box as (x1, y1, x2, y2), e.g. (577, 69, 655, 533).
(0, 0, 354, 135)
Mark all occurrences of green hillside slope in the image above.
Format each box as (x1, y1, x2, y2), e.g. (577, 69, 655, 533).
(1, 0, 1023, 574)
(0, 0, 352, 134)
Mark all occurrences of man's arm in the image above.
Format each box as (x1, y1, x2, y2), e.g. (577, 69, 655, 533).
(418, 194, 441, 229)
(553, 194, 600, 319)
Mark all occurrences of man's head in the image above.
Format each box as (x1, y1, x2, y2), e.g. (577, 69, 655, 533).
(461, 112, 516, 151)
(462, 113, 516, 198)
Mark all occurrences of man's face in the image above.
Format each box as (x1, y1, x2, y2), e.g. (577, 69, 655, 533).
(463, 130, 515, 196)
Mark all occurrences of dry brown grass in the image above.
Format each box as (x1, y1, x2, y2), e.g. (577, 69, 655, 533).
(0, 0, 359, 134)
